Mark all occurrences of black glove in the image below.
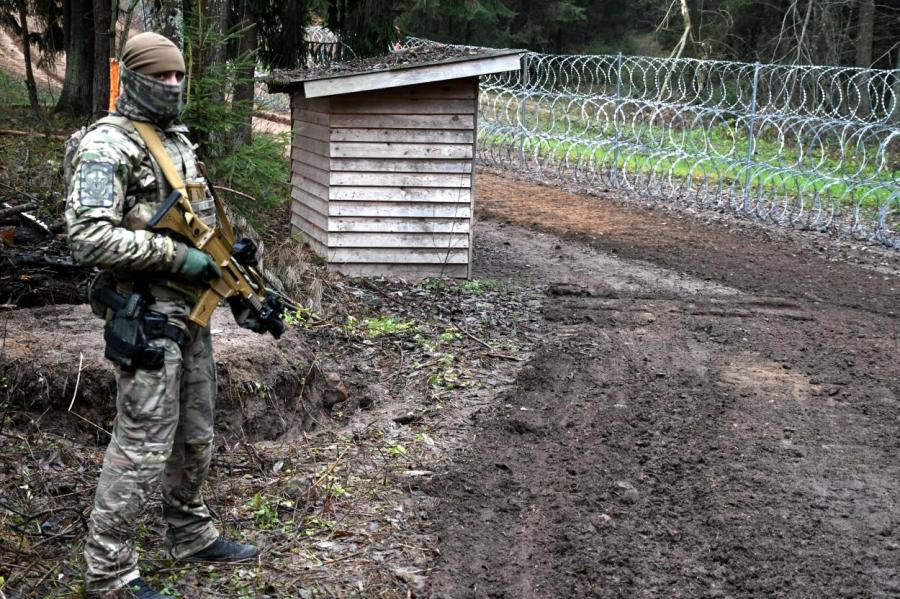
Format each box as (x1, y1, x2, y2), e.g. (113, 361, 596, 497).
(228, 296, 267, 334)
(232, 238, 259, 267)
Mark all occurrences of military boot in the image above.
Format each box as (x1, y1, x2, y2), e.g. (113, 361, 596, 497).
(88, 578, 166, 599)
(186, 537, 259, 562)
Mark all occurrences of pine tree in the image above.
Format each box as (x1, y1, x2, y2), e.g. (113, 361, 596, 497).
(326, 0, 397, 58)
(398, 0, 516, 47)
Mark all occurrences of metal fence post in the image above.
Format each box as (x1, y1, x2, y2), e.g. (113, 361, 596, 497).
(742, 62, 761, 211)
(517, 54, 529, 164)
(612, 52, 623, 186)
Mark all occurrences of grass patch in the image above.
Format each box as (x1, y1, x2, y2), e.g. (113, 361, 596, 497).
(479, 92, 899, 220)
(460, 279, 518, 295)
(485, 129, 897, 214)
(0, 70, 56, 108)
(363, 316, 418, 338)
(0, 101, 80, 223)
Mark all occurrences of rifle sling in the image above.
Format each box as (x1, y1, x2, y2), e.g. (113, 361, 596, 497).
(130, 120, 232, 241)
(130, 120, 187, 197)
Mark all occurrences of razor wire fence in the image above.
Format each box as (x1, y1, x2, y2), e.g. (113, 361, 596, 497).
(405, 38, 900, 248)
(256, 27, 346, 112)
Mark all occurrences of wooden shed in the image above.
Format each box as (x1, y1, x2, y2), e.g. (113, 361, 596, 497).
(268, 48, 523, 278)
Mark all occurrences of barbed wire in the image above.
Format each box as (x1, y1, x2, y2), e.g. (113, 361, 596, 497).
(304, 26, 344, 66)
(405, 37, 900, 248)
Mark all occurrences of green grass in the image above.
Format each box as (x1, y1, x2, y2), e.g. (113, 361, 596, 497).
(479, 90, 898, 217)
(0, 87, 79, 223)
(0, 69, 60, 115)
(0, 70, 30, 106)
(362, 316, 417, 337)
(481, 123, 898, 211)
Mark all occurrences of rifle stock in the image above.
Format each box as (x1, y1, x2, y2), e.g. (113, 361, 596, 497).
(149, 190, 285, 338)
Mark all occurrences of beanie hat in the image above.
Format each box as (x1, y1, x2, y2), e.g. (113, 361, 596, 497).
(121, 32, 185, 76)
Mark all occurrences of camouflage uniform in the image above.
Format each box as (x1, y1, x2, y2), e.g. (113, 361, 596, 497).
(66, 78, 221, 591)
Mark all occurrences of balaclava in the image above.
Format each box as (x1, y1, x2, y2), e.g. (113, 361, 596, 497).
(116, 32, 186, 126)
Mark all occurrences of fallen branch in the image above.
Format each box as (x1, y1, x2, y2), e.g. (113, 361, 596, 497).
(0, 183, 42, 204)
(253, 110, 291, 126)
(212, 185, 258, 203)
(455, 323, 525, 360)
(9, 209, 51, 235)
(0, 128, 67, 140)
(455, 322, 493, 351)
(310, 448, 349, 491)
(482, 351, 526, 362)
(12, 253, 78, 269)
(0, 202, 37, 219)
(68, 352, 83, 411)
(68, 363, 111, 437)
(360, 279, 403, 305)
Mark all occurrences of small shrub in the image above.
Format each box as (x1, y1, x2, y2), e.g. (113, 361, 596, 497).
(208, 132, 291, 230)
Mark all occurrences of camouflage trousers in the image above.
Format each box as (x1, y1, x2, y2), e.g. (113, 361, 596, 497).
(84, 304, 219, 591)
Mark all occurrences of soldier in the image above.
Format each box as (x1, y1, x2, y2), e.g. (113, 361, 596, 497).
(65, 32, 258, 599)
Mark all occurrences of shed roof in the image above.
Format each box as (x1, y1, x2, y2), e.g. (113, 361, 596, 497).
(267, 46, 523, 98)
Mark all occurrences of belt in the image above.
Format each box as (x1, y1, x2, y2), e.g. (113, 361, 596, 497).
(93, 287, 186, 346)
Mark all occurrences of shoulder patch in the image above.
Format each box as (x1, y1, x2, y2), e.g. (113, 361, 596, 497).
(79, 161, 116, 208)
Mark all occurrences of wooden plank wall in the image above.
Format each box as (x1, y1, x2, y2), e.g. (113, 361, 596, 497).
(289, 78, 477, 278)
(290, 92, 330, 258)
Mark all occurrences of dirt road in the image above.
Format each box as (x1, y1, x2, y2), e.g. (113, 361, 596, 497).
(426, 174, 900, 598)
(2, 161, 898, 597)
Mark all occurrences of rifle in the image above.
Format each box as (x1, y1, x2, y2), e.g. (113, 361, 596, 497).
(148, 187, 290, 338)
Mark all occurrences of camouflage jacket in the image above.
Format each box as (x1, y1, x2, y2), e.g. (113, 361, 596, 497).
(65, 116, 217, 302)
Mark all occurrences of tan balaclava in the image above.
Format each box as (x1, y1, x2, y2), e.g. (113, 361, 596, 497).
(116, 32, 186, 125)
(121, 32, 185, 76)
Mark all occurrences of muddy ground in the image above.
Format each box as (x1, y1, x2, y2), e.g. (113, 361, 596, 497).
(427, 174, 900, 598)
(1, 169, 898, 598)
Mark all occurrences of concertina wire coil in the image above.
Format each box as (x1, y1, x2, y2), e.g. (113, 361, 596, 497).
(404, 37, 899, 248)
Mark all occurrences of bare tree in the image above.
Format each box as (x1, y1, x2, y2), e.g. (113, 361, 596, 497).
(12, 0, 42, 116)
(855, 0, 874, 68)
(854, 0, 875, 113)
(769, 0, 860, 65)
(657, 0, 696, 59)
(229, 0, 257, 148)
(117, 0, 140, 57)
(92, 0, 111, 116)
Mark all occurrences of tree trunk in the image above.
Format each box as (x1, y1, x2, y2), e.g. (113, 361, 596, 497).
(14, 0, 42, 117)
(854, 0, 874, 116)
(854, 0, 874, 68)
(56, 0, 95, 117)
(92, 0, 111, 117)
(153, 0, 183, 47)
(203, 0, 229, 66)
(230, 0, 257, 148)
(199, 0, 230, 150)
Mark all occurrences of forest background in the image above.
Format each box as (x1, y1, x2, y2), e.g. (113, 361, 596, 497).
(3, 0, 898, 118)
(0, 0, 897, 231)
